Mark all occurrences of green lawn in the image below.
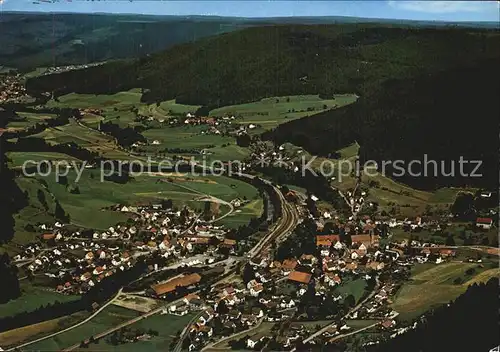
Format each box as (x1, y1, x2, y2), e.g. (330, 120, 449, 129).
(0, 282, 80, 318)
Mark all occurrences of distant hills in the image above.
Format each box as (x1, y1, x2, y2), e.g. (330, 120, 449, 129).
(0, 13, 252, 69)
(1, 12, 498, 70)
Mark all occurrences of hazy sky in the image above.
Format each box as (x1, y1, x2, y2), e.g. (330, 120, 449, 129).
(1, 1, 499, 22)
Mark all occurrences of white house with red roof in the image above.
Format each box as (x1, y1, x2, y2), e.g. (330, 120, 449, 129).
(476, 217, 493, 230)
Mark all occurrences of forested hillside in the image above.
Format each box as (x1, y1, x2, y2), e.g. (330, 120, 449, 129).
(26, 25, 500, 106)
(0, 109, 27, 244)
(0, 13, 248, 70)
(371, 278, 499, 352)
(263, 59, 500, 189)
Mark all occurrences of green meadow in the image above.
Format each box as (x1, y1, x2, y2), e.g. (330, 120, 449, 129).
(210, 94, 358, 132)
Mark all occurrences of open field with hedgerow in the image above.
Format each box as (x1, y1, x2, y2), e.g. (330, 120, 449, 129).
(6, 111, 57, 130)
(42, 91, 358, 163)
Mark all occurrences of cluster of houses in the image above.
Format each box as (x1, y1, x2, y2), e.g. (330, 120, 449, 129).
(180, 214, 472, 351)
(0, 74, 29, 103)
(41, 62, 103, 76)
(28, 234, 136, 294)
(20, 203, 242, 295)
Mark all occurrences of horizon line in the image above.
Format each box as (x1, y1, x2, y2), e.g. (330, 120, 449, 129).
(1, 10, 498, 24)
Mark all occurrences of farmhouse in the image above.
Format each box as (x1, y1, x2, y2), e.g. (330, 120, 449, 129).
(151, 273, 202, 296)
(316, 234, 340, 247)
(476, 217, 493, 229)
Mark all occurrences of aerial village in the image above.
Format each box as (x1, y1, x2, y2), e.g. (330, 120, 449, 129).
(10, 179, 497, 352)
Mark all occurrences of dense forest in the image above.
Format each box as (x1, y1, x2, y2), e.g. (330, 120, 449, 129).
(370, 278, 499, 352)
(0, 111, 25, 302)
(26, 25, 500, 106)
(264, 59, 500, 189)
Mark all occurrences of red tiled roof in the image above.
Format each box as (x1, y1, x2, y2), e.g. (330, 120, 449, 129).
(316, 235, 340, 247)
(476, 217, 493, 224)
(288, 271, 312, 284)
(252, 284, 264, 292)
(151, 273, 202, 296)
(189, 237, 210, 245)
(42, 233, 56, 240)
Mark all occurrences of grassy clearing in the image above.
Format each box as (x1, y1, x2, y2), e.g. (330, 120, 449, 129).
(28, 306, 140, 351)
(142, 125, 235, 152)
(337, 142, 360, 159)
(201, 144, 250, 162)
(361, 172, 472, 218)
(291, 320, 333, 330)
(391, 262, 500, 322)
(210, 94, 357, 131)
(0, 282, 80, 318)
